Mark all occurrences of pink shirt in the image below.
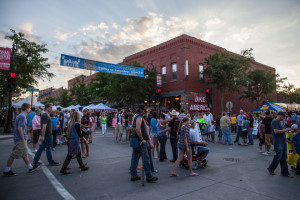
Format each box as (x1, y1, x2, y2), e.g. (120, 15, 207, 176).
(32, 115, 41, 130)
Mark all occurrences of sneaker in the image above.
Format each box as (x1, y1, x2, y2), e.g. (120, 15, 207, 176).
(52, 148, 55, 151)
(152, 170, 158, 173)
(32, 149, 37, 153)
(49, 161, 59, 166)
(146, 176, 158, 182)
(33, 161, 42, 165)
(28, 165, 39, 173)
(130, 176, 141, 181)
(3, 170, 17, 176)
(262, 152, 269, 156)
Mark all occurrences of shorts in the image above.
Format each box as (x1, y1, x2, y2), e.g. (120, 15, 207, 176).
(242, 130, 248, 139)
(150, 132, 158, 138)
(265, 134, 273, 146)
(27, 126, 33, 135)
(178, 143, 191, 151)
(11, 140, 28, 159)
(115, 124, 123, 134)
(83, 131, 90, 136)
(33, 129, 41, 144)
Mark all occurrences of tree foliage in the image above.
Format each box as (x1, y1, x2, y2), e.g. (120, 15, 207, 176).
(204, 51, 251, 111)
(41, 96, 57, 105)
(57, 90, 73, 107)
(0, 29, 54, 96)
(87, 61, 156, 107)
(69, 78, 91, 105)
(241, 68, 277, 107)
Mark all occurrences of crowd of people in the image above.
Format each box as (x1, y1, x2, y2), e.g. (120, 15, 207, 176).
(2, 103, 300, 181)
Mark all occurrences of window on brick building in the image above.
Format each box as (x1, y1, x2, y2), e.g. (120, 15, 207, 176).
(172, 63, 177, 81)
(199, 63, 204, 81)
(162, 66, 166, 83)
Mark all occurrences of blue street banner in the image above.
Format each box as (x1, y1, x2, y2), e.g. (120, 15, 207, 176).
(60, 54, 144, 77)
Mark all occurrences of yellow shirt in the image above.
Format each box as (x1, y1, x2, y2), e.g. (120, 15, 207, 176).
(286, 131, 296, 151)
(231, 117, 237, 124)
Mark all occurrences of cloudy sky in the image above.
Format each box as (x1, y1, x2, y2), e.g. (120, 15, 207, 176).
(0, 0, 299, 90)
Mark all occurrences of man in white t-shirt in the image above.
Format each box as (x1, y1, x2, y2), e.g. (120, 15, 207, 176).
(190, 121, 210, 159)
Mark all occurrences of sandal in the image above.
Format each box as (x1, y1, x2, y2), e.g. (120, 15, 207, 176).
(170, 173, 178, 177)
(189, 173, 199, 176)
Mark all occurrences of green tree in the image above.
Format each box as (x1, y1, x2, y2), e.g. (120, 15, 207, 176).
(204, 51, 250, 111)
(87, 61, 156, 107)
(41, 96, 57, 105)
(57, 90, 73, 107)
(69, 78, 91, 105)
(241, 68, 277, 107)
(0, 29, 54, 96)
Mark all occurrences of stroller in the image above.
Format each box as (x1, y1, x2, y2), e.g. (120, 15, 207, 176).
(180, 143, 207, 170)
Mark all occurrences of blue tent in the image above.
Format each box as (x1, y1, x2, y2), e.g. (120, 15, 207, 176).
(251, 102, 286, 114)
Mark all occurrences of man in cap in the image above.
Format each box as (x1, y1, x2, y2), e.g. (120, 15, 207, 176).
(267, 112, 293, 177)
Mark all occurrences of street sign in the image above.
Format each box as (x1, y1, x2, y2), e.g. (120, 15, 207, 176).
(226, 101, 233, 112)
(0, 47, 11, 70)
(26, 88, 39, 92)
(60, 54, 144, 77)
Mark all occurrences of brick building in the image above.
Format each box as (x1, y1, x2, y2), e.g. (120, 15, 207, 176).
(38, 87, 67, 102)
(123, 34, 277, 118)
(67, 73, 97, 90)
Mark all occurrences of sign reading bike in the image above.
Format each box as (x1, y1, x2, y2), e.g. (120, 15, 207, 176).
(60, 54, 144, 77)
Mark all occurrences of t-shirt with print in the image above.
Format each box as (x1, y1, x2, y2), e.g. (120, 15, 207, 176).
(262, 116, 273, 134)
(271, 119, 286, 145)
(291, 133, 300, 155)
(41, 113, 52, 136)
(178, 125, 191, 145)
(14, 113, 27, 142)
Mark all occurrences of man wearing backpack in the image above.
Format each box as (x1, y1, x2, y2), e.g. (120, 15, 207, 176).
(168, 110, 180, 162)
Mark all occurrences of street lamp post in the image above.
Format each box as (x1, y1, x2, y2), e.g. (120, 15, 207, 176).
(5, 38, 32, 133)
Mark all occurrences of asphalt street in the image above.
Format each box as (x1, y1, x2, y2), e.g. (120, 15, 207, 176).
(0, 128, 298, 200)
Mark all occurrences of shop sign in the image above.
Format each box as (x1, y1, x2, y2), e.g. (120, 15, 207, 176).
(190, 104, 210, 111)
(194, 96, 206, 103)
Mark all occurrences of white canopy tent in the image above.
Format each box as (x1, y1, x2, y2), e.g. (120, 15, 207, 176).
(89, 103, 116, 113)
(13, 95, 37, 108)
(33, 102, 45, 108)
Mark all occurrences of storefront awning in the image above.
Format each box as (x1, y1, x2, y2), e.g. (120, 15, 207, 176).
(161, 90, 185, 98)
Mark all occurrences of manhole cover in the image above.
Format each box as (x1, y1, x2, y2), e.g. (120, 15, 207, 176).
(223, 158, 240, 162)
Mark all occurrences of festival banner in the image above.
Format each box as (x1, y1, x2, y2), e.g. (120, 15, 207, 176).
(60, 54, 144, 77)
(0, 47, 11, 70)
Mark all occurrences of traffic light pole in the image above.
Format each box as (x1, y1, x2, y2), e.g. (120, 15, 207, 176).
(5, 38, 32, 133)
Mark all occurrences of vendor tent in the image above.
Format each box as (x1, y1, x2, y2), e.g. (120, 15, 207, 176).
(251, 102, 286, 114)
(12, 95, 37, 108)
(89, 103, 116, 113)
(33, 102, 45, 108)
(53, 105, 63, 111)
(83, 104, 95, 110)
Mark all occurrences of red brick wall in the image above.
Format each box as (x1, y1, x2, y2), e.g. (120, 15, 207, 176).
(123, 34, 277, 118)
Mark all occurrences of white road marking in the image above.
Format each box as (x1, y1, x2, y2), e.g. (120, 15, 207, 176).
(27, 147, 76, 200)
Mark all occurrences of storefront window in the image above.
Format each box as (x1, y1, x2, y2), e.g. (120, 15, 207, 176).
(199, 63, 204, 81)
(162, 66, 166, 83)
(172, 63, 177, 81)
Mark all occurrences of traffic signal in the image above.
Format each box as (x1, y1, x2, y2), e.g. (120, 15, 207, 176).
(156, 88, 162, 100)
(7, 72, 17, 90)
(205, 88, 212, 107)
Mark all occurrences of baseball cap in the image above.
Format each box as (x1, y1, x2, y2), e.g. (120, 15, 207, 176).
(291, 124, 298, 131)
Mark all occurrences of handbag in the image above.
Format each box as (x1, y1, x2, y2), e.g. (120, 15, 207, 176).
(287, 153, 300, 166)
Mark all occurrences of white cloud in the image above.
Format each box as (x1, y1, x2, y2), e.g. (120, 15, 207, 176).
(54, 31, 77, 41)
(80, 22, 109, 31)
(112, 23, 118, 30)
(19, 22, 33, 35)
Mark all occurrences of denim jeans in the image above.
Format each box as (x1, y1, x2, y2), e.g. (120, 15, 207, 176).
(157, 134, 167, 161)
(170, 137, 178, 161)
(148, 149, 155, 172)
(247, 128, 254, 145)
(216, 126, 222, 138)
(33, 135, 54, 164)
(235, 126, 242, 142)
(197, 146, 210, 159)
(130, 141, 153, 178)
(221, 128, 232, 145)
(268, 143, 289, 176)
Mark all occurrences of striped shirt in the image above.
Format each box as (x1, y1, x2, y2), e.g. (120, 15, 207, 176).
(178, 113, 187, 121)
